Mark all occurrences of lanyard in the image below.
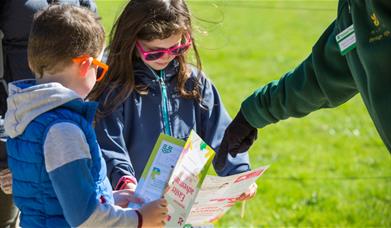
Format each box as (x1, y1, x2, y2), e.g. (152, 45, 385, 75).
(147, 66, 172, 136)
(158, 70, 172, 136)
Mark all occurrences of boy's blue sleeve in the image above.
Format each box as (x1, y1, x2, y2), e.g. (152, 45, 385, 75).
(94, 104, 136, 188)
(44, 122, 99, 226)
(200, 75, 251, 176)
(44, 122, 139, 227)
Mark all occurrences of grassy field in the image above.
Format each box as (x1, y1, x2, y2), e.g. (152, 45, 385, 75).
(96, 0, 391, 226)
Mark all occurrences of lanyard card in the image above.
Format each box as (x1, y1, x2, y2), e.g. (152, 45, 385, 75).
(336, 24, 356, 55)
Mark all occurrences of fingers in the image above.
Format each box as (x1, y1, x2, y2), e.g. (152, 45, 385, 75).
(0, 169, 12, 194)
(140, 199, 169, 227)
(215, 147, 228, 171)
(125, 183, 137, 191)
(128, 195, 143, 204)
(235, 192, 252, 201)
(116, 188, 135, 195)
(0, 168, 11, 176)
(236, 193, 247, 201)
(120, 189, 138, 199)
(159, 199, 168, 227)
(237, 128, 258, 153)
(113, 189, 143, 207)
(225, 110, 259, 156)
(242, 190, 257, 201)
(159, 199, 168, 215)
(226, 131, 245, 157)
(159, 198, 168, 207)
(238, 191, 253, 201)
(235, 183, 258, 202)
(218, 127, 257, 173)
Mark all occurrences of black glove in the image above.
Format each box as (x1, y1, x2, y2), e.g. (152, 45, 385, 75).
(215, 110, 258, 171)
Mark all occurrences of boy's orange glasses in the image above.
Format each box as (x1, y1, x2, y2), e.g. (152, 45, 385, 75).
(72, 55, 108, 81)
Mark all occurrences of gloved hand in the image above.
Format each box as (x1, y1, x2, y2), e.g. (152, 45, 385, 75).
(215, 110, 258, 171)
(0, 168, 12, 194)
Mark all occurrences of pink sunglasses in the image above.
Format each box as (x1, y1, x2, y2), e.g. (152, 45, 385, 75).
(136, 33, 192, 61)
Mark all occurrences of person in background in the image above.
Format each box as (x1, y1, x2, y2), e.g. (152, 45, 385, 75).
(0, 1, 97, 227)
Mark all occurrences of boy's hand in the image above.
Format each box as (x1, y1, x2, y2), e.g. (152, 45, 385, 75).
(235, 183, 258, 202)
(113, 189, 143, 208)
(215, 110, 258, 171)
(0, 168, 12, 194)
(139, 199, 168, 227)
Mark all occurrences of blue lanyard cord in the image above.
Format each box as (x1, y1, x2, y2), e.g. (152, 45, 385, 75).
(159, 70, 172, 136)
(146, 64, 172, 136)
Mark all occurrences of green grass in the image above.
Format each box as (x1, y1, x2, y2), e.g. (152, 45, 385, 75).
(96, 0, 391, 226)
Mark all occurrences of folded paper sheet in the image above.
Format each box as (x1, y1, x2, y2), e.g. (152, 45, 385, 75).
(129, 130, 268, 227)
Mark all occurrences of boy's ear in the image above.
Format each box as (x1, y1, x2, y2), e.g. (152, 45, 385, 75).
(78, 57, 93, 78)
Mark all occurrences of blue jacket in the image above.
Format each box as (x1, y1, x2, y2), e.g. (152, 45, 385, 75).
(5, 80, 138, 227)
(95, 60, 251, 187)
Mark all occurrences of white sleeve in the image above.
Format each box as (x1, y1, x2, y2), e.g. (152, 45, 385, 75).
(80, 204, 139, 227)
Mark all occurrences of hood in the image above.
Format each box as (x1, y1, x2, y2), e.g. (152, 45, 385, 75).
(5, 79, 81, 138)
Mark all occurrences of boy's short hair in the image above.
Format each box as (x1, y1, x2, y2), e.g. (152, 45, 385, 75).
(28, 4, 105, 77)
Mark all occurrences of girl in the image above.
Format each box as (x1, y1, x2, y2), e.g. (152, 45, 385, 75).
(89, 0, 256, 199)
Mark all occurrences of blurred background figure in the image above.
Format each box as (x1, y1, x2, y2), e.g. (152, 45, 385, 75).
(0, 1, 97, 227)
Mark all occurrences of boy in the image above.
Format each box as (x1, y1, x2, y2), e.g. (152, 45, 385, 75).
(4, 5, 167, 227)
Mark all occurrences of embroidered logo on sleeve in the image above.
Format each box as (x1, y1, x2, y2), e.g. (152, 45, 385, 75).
(370, 13, 380, 27)
(369, 12, 390, 43)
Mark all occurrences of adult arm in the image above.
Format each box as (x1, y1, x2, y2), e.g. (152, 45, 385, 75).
(215, 21, 358, 167)
(242, 21, 358, 128)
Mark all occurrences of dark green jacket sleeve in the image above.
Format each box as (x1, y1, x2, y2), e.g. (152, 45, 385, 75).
(242, 21, 358, 128)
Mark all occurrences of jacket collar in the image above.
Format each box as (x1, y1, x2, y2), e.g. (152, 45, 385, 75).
(133, 58, 179, 86)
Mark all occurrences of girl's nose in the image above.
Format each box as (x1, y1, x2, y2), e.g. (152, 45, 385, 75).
(161, 52, 171, 60)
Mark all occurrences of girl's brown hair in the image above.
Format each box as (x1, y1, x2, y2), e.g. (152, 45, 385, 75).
(88, 0, 202, 117)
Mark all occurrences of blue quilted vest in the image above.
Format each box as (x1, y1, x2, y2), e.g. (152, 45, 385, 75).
(6, 99, 113, 227)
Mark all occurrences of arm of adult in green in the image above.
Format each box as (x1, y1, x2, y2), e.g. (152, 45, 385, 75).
(241, 21, 358, 128)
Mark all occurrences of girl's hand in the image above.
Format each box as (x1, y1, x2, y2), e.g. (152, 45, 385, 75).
(139, 198, 168, 227)
(115, 176, 137, 192)
(124, 183, 137, 192)
(236, 183, 257, 202)
(113, 189, 143, 208)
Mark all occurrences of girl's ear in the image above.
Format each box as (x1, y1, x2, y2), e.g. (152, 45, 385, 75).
(78, 57, 93, 78)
